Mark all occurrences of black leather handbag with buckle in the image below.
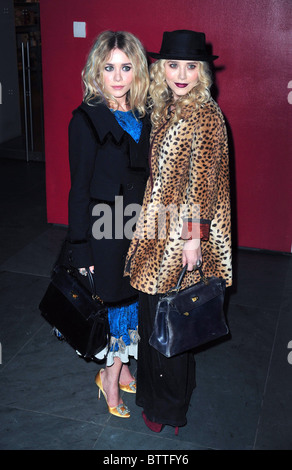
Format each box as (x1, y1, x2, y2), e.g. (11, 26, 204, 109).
(39, 264, 110, 358)
(149, 265, 229, 357)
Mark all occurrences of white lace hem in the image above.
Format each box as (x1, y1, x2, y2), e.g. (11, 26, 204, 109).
(94, 329, 139, 366)
(95, 341, 138, 367)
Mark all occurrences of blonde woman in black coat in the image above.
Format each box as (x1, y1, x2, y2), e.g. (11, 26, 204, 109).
(67, 31, 150, 418)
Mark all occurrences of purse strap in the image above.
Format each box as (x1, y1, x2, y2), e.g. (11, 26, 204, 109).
(174, 264, 206, 291)
(86, 269, 96, 294)
(85, 269, 104, 304)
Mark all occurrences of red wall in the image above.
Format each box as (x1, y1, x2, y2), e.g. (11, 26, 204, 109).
(40, 0, 292, 252)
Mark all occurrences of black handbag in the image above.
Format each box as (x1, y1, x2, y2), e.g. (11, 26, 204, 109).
(149, 265, 229, 357)
(39, 264, 110, 358)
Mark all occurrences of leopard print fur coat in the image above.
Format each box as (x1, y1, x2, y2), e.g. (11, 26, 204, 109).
(124, 97, 232, 294)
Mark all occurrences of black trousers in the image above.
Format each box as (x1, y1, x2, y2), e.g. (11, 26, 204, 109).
(136, 292, 196, 427)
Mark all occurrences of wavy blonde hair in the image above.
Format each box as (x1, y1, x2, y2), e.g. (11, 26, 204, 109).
(82, 31, 149, 116)
(149, 59, 212, 126)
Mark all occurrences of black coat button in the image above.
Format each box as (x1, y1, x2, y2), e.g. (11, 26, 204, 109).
(126, 183, 134, 190)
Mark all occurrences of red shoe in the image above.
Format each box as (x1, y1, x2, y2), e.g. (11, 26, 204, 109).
(142, 411, 164, 432)
(142, 411, 179, 435)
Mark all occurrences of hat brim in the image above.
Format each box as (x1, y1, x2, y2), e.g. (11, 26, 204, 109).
(148, 52, 218, 61)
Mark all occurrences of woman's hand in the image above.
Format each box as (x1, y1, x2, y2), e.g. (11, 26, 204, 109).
(78, 266, 95, 276)
(182, 239, 202, 271)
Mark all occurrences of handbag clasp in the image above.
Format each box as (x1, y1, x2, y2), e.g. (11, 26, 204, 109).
(92, 294, 104, 304)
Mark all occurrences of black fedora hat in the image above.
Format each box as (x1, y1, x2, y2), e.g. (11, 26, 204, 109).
(149, 30, 218, 61)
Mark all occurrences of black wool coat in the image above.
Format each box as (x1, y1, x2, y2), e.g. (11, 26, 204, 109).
(65, 101, 150, 302)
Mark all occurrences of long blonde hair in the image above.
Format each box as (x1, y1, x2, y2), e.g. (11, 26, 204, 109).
(149, 59, 212, 126)
(82, 31, 149, 116)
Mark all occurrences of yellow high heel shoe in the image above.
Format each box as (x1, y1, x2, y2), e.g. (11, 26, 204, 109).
(119, 380, 136, 394)
(95, 369, 130, 418)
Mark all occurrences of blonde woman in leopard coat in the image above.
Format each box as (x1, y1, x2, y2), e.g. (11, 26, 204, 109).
(124, 30, 232, 433)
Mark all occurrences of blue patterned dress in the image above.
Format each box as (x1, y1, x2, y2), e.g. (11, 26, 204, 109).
(95, 109, 143, 366)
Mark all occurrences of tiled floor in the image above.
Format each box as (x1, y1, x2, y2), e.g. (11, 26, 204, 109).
(0, 157, 291, 450)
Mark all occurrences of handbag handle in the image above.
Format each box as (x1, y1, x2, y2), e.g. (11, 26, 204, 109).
(174, 263, 206, 291)
(86, 269, 95, 294)
(85, 269, 104, 304)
